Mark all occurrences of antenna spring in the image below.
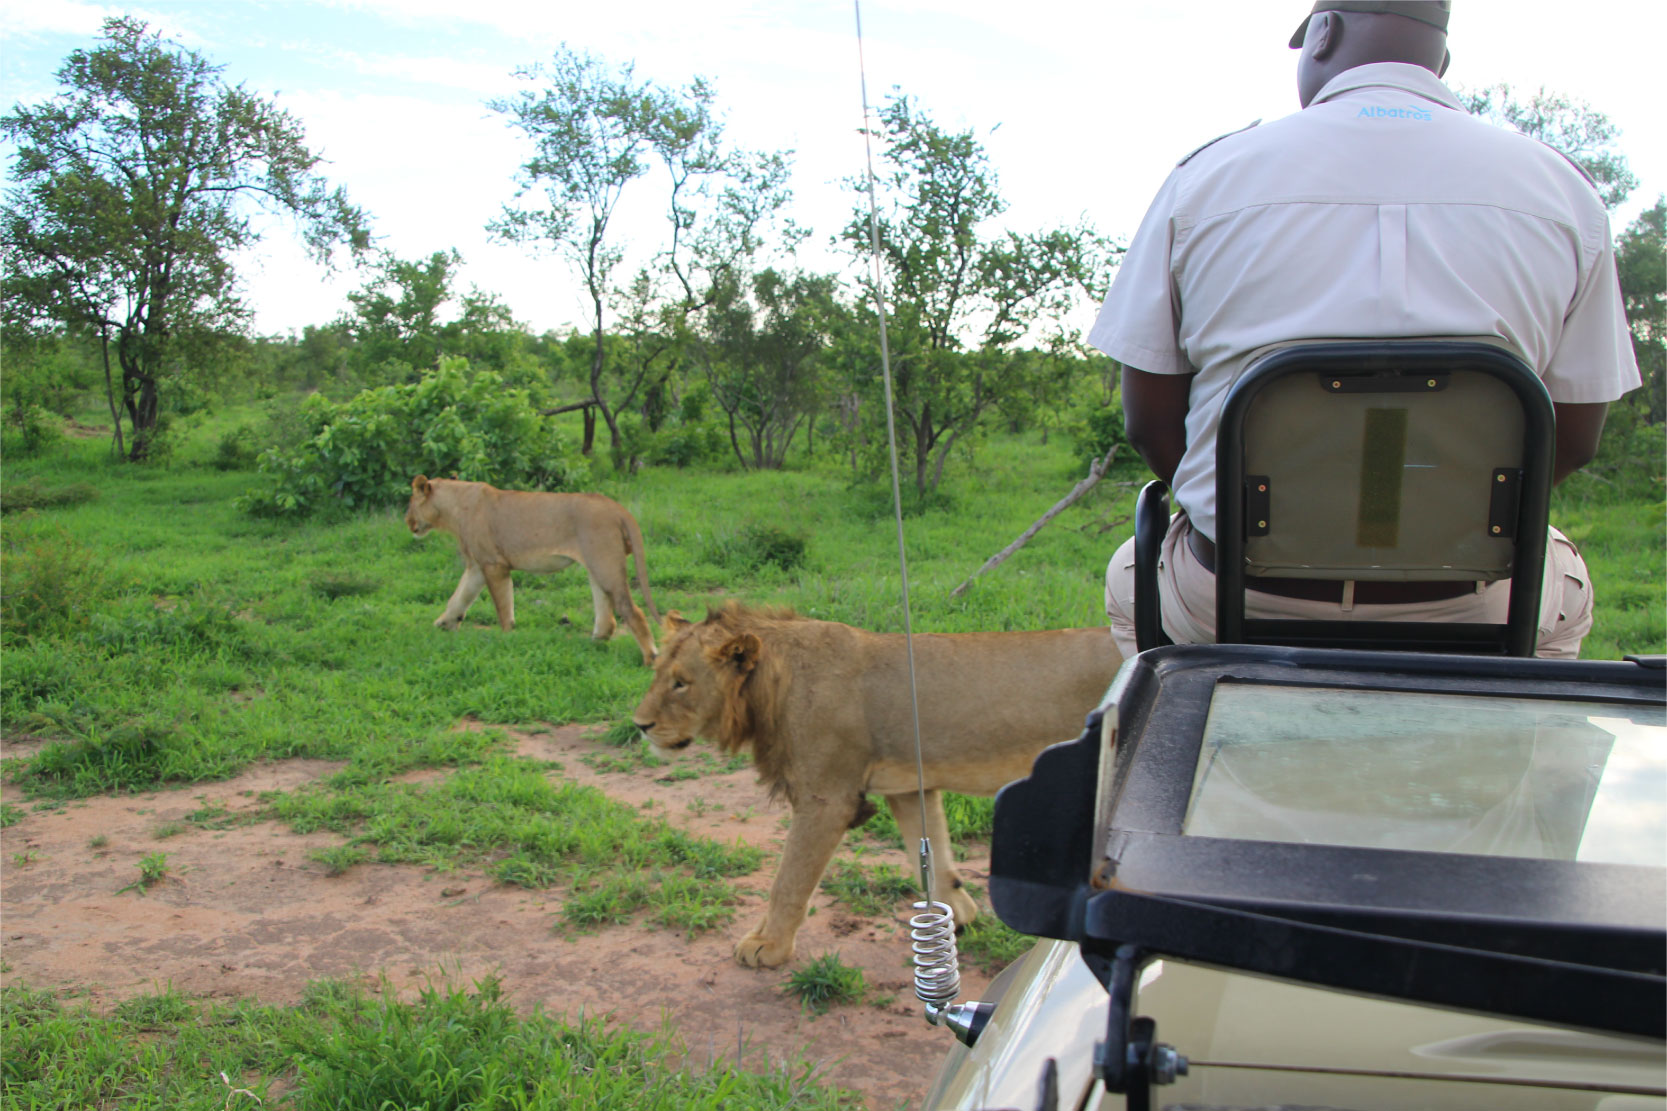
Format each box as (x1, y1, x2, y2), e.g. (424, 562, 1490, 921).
(910, 899, 962, 1009)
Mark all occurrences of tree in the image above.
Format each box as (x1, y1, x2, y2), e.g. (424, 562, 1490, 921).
(343, 250, 460, 377)
(489, 46, 792, 469)
(1459, 84, 1638, 210)
(699, 268, 837, 469)
(844, 94, 1116, 495)
(1, 18, 369, 461)
(1615, 196, 1665, 424)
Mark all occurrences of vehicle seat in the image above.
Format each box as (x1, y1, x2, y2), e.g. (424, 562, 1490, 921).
(1132, 339, 1555, 656)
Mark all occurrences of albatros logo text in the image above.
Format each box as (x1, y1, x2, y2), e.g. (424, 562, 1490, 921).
(1358, 105, 1433, 121)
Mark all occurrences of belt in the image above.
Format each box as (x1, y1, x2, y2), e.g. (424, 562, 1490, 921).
(1186, 530, 1480, 605)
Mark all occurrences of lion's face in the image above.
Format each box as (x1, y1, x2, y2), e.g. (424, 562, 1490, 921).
(631, 616, 734, 756)
(405, 475, 439, 538)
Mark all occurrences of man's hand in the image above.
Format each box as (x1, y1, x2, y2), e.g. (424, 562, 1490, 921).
(1122, 366, 1192, 488)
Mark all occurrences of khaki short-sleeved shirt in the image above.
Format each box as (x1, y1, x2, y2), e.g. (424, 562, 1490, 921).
(1088, 62, 1640, 544)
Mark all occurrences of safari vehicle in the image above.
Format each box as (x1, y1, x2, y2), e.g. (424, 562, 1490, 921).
(921, 342, 1667, 1110)
(925, 644, 1666, 1110)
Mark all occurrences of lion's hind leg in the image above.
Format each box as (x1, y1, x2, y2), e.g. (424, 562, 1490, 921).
(482, 563, 515, 631)
(883, 791, 978, 929)
(736, 795, 859, 968)
(588, 565, 657, 666)
(585, 575, 618, 641)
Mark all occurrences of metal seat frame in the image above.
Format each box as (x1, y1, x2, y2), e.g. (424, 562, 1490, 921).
(1134, 340, 1555, 657)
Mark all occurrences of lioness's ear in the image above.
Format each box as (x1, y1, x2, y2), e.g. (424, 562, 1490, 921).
(711, 632, 762, 676)
(663, 610, 690, 634)
(412, 475, 431, 496)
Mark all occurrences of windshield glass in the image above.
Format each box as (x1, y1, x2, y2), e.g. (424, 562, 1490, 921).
(1182, 683, 1666, 867)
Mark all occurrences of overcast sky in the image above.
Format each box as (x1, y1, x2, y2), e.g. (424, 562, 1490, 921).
(4, 0, 1663, 339)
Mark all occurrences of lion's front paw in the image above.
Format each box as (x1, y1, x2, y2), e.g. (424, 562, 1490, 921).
(734, 930, 794, 968)
(433, 616, 461, 631)
(944, 879, 979, 929)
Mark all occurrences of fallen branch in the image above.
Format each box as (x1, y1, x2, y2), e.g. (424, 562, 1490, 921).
(538, 400, 598, 417)
(950, 444, 1120, 598)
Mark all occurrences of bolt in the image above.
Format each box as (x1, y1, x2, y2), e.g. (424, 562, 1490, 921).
(1150, 1043, 1190, 1085)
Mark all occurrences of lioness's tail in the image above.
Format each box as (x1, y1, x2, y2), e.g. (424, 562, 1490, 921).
(623, 511, 660, 624)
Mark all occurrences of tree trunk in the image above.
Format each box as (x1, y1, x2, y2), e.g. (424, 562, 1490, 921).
(98, 330, 126, 460)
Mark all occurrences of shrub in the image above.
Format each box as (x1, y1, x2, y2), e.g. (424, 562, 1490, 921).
(1, 403, 63, 456)
(1072, 397, 1134, 471)
(0, 477, 99, 514)
(704, 523, 808, 573)
(0, 526, 111, 641)
(648, 419, 729, 468)
(210, 424, 261, 471)
(237, 358, 578, 518)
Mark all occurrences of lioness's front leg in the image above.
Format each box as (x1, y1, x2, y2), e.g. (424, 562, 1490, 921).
(436, 565, 487, 630)
(884, 791, 978, 928)
(736, 796, 857, 968)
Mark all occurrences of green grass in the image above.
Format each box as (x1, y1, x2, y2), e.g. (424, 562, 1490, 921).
(781, 953, 867, 1016)
(820, 857, 919, 917)
(859, 793, 998, 857)
(1, 976, 861, 1109)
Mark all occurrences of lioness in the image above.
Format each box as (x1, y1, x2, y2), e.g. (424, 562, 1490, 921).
(632, 603, 1120, 967)
(405, 476, 660, 665)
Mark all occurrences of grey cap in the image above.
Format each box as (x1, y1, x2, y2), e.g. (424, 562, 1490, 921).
(1290, 1, 1451, 48)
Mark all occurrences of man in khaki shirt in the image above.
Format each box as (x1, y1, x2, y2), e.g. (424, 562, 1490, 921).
(1096, 0, 1639, 658)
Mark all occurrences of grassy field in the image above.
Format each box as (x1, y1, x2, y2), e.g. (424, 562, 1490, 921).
(2, 399, 1662, 1108)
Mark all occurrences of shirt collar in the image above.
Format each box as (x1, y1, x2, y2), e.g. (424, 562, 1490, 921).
(1310, 62, 1464, 111)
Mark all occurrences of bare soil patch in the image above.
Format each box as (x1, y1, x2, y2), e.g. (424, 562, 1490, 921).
(0, 724, 998, 1109)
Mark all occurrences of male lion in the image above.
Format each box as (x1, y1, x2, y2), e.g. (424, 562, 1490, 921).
(405, 476, 660, 665)
(632, 603, 1120, 967)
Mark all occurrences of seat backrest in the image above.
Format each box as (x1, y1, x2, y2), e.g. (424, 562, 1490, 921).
(1214, 339, 1554, 656)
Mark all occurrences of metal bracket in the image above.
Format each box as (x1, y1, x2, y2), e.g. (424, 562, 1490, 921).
(1322, 372, 1449, 393)
(1245, 475, 1271, 537)
(1488, 467, 1522, 538)
(1092, 945, 1189, 1111)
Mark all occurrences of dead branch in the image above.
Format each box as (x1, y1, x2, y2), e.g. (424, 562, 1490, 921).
(539, 400, 599, 417)
(950, 444, 1120, 598)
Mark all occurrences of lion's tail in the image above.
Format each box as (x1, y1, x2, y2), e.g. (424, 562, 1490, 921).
(623, 511, 660, 625)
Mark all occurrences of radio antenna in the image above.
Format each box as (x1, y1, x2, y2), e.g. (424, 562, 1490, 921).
(852, 0, 962, 1022)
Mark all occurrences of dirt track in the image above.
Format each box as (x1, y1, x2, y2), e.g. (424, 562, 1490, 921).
(0, 724, 998, 1109)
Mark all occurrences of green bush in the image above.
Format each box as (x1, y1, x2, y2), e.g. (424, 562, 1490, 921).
(0, 477, 99, 514)
(703, 524, 807, 573)
(210, 424, 261, 471)
(237, 358, 578, 518)
(648, 418, 729, 468)
(0, 526, 111, 641)
(1, 403, 63, 456)
(1072, 397, 1135, 471)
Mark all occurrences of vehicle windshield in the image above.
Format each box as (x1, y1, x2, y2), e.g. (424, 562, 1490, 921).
(1182, 682, 1666, 867)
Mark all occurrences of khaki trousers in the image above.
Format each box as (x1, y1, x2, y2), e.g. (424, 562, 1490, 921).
(1105, 515, 1593, 660)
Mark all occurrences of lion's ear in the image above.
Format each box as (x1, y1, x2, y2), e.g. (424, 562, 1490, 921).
(412, 475, 431, 496)
(713, 632, 762, 676)
(663, 610, 690, 634)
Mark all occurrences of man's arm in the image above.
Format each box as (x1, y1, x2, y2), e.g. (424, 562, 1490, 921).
(1122, 365, 1192, 488)
(1552, 401, 1609, 486)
